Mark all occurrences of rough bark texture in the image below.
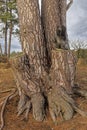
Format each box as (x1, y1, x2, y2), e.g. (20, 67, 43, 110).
(16, 0, 46, 121)
(41, 0, 69, 53)
(50, 49, 76, 93)
(11, 55, 45, 121)
(10, 0, 87, 125)
(11, 48, 78, 124)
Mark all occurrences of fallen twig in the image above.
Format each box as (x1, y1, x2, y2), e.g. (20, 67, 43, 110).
(0, 88, 15, 94)
(0, 89, 18, 130)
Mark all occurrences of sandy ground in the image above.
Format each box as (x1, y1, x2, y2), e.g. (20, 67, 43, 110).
(0, 62, 87, 130)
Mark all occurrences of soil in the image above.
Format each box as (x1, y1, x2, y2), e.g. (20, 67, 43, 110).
(0, 62, 87, 130)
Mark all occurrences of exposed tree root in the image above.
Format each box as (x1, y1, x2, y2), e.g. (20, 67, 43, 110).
(48, 87, 74, 124)
(0, 96, 8, 130)
(0, 89, 17, 130)
(10, 51, 87, 126)
(17, 91, 46, 122)
(73, 86, 87, 99)
(31, 92, 45, 121)
(11, 55, 46, 122)
(59, 87, 87, 117)
(17, 92, 31, 121)
(48, 87, 87, 124)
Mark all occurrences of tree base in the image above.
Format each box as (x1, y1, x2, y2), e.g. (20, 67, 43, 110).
(8, 50, 87, 126)
(48, 87, 74, 124)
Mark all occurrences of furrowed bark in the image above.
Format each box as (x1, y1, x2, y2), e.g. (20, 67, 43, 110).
(15, 0, 46, 121)
(10, 0, 87, 126)
(41, 0, 69, 54)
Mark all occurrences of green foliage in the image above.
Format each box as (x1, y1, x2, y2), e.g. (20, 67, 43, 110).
(0, 0, 19, 57)
(0, 0, 18, 32)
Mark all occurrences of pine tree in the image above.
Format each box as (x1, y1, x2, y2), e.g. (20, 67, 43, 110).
(0, 0, 18, 57)
(0, 1, 87, 129)
(11, 0, 86, 123)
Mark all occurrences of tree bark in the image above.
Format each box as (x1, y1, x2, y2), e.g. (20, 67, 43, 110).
(41, 0, 69, 61)
(8, 4, 13, 58)
(16, 0, 46, 121)
(10, 0, 87, 125)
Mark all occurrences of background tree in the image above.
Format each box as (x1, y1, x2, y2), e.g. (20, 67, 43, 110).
(70, 40, 87, 59)
(7, 0, 18, 57)
(0, 43, 2, 56)
(0, 0, 18, 57)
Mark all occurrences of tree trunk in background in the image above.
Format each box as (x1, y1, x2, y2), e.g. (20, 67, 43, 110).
(0, 44, 2, 56)
(8, 21, 12, 58)
(8, 0, 13, 58)
(4, 0, 8, 56)
(4, 21, 8, 56)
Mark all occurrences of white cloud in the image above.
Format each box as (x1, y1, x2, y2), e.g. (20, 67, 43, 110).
(67, 0, 87, 40)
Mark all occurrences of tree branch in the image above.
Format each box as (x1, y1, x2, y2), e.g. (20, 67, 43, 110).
(67, 0, 73, 11)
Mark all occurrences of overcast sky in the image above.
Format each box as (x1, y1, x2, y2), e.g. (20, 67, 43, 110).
(67, 0, 87, 40)
(0, 0, 87, 52)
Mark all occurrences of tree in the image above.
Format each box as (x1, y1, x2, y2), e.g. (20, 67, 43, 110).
(7, 0, 18, 57)
(0, 0, 18, 57)
(0, 0, 87, 129)
(13, 0, 86, 122)
(0, 43, 2, 56)
(14, 0, 46, 122)
(4, 0, 8, 56)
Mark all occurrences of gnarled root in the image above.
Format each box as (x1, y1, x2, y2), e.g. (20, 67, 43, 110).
(73, 85, 87, 99)
(0, 89, 18, 130)
(48, 88, 74, 124)
(48, 87, 87, 124)
(17, 92, 31, 120)
(17, 90, 45, 121)
(31, 92, 45, 121)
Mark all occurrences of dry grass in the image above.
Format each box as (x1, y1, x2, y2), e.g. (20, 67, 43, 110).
(0, 62, 87, 130)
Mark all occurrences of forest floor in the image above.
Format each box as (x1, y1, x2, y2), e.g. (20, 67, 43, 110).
(0, 61, 87, 130)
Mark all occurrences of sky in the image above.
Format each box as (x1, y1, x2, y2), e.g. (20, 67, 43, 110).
(0, 0, 87, 52)
(67, 0, 87, 40)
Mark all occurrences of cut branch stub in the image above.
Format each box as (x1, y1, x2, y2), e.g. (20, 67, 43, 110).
(67, 0, 73, 11)
(49, 49, 76, 94)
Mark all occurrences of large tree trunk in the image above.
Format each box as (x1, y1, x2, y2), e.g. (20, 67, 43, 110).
(41, 0, 69, 67)
(10, 0, 87, 125)
(15, 0, 47, 121)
